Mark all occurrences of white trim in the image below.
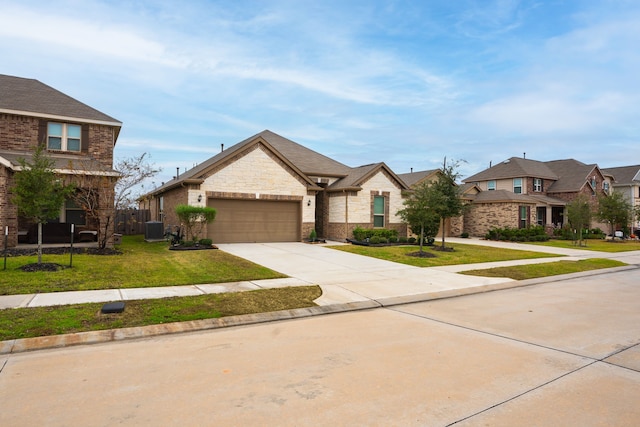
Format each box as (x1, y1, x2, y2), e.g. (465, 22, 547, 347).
(0, 155, 13, 169)
(0, 108, 122, 127)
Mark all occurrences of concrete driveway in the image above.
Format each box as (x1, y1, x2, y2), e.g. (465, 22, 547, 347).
(1, 268, 638, 426)
(216, 241, 522, 305)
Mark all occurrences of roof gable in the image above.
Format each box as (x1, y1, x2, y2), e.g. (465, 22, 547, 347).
(328, 162, 409, 192)
(602, 165, 640, 184)
(149, 131, 324, 194)
(396, 169, 440, 187)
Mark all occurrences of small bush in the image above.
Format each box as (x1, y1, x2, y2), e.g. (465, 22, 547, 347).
(199, 238, 213, 246)
(369, 236, 381, 244)
(378, 237, 388, 244)
(461, 232, 469, 238)
(352, 226, 398, 242)
(408, 237, 417, 244)
(309, 229, 317, 241)
(388, 236, 398, 243)
(398, 236, 408, 243)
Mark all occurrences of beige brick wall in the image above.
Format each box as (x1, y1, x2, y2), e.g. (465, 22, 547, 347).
(200, 147, 314, 222)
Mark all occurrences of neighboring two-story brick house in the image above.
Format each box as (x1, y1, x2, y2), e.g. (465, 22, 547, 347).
(140, 130, 410, 243)
(463, 157, 610, 236)
(0, 74, 122, 248)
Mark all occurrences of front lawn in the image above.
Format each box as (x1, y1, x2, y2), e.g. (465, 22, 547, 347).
(0, 235, 285, 295)
(330, 243, 561, 267)
(526, 239, 640, 252)
(0, 286, 322, 341)
(461, 258, 626, 280)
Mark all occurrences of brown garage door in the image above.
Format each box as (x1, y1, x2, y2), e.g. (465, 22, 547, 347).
(207, 199, 301, 243)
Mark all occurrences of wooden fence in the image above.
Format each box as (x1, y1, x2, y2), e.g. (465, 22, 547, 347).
(115, 209, 151, 235)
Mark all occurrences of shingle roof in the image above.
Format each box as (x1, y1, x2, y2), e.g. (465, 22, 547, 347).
(0, 74, 121, 125)
(149, 130, 351, 194)
(544, 159, 597, 193)
(396, 169, 440, 187)
(148, 130, 409, 196)
(469, 189, 538, 204)
(601, 165, 640, 184)
(464, 157, 557, 183)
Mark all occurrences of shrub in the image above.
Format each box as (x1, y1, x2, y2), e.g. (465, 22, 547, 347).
(369, 236, 381, 244)
(408, 237, 417, 243)
(388, 236, 398, 243)
(378, 237, 388, 244)
(199, 238, 213, 246)
(352, 226, 367, 242)
(460, 232, 469, 238)
(352, 226, 398, 241)
(398, 236, 408, 243)
(309, 229, 317, 241)
(486, 226, 549, 242)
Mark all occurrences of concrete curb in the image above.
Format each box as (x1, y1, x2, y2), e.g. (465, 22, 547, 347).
(0, 300, 380, 355)
(1, 265, 636, 355)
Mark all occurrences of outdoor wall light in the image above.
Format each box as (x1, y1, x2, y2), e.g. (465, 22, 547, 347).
(307, 199, 311, 206)
(198, 194, 203, 202)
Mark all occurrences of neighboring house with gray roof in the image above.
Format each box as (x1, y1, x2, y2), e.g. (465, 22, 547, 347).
(0, 74, 122, 248)
(141, 130, 410, 243)
(601, 165, 640, 233)
(463, 156, 611, 236)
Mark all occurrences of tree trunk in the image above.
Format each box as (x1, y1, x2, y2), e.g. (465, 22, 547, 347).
(419, 224, 424, 254)
(37, 222, 43, 264)
(440, 217, 446, 249)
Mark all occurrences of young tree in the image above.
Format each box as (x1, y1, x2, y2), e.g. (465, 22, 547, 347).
(426, 158, 467, 250)
(175, 205, 217, 243)
(566, 195, 592, 246)
(71, 173, 118, 249)
(397, 181, 440, 254)
(114, 153, 161, 210)
(596, 191, 631, 237)
(11, 145, 75, 264)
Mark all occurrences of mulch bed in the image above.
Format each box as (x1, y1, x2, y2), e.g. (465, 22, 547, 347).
(3, 247, 122, 257)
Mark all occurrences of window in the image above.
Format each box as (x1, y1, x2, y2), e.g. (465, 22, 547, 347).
(373, 196, 385, 227)
(603, 182, 609, 192)
(65, 200, 86, 225)
(513, 178, 523, 194)
(48, 122, 81, 152)
(519, 206, 529, 228)
(487, 180, 496, 191)
(533, 178, 543, 192)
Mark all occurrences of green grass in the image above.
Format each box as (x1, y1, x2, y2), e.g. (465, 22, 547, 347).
(0, 235, 285, 295)
(0, 286, 322, 341)
(526, 239, 640, 252)
(461, 258, 626, 280)
(330, 242, 561, 267)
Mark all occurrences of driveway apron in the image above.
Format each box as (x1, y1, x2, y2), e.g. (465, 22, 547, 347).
(216, 242, 515, 305)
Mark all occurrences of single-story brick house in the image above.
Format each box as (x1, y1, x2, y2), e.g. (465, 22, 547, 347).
(0, 74, 121, 248)
(140, 130, 411, 243)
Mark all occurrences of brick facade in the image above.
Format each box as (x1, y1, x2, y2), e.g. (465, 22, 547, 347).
(464, 201, 537, 237)
(1, 113, 119, 248)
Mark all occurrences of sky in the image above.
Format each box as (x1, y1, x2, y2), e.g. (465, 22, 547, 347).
(2, 0, 639, 188)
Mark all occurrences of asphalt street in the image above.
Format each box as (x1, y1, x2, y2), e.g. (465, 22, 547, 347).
(1, 267, 638, 426)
